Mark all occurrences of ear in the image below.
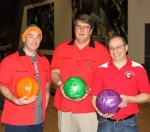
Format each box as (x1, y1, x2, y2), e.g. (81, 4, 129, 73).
(90, 29, 93, 35)
(22, 38, 25, 43)
(125, 44, 128, 52)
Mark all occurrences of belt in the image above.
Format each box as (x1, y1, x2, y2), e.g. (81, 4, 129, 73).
(107, 114, 135, 122)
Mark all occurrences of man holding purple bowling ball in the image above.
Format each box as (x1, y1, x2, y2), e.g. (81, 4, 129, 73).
(91, 35, 150, 132)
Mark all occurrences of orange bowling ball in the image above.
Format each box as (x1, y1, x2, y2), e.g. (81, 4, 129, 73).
(16, 77, 39, 100)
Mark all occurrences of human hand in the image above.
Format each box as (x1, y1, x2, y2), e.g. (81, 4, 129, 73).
(59, 84, 72, 100)
(119, 95, 129, 108)
(14, 95, 37, 105)
(72, 88, 91, 102)
(97, 111, 114, 119)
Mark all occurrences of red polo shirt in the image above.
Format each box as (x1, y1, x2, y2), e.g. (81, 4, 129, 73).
(0, 49, 51, 125)
(51, 39, 110, 113)
(91, 59, 150, 119)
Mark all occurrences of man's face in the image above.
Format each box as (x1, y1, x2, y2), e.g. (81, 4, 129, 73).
(74, 20, 92, 42)
(108, 37, 128, 62)
(23, 30, 41, 52)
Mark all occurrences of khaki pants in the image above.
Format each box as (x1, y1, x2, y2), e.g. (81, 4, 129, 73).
(58, 110, 98, 132)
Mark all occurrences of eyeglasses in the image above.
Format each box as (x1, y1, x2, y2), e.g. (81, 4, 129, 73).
(108, 44, 126, 51)
(76, 25, 91, 30)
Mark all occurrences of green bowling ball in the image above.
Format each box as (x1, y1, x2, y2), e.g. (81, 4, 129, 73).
(64, 76, 86, 99)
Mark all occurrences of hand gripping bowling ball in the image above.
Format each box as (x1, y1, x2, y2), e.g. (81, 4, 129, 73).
(64, 76, 86, 99)
(96, 89, 121, 114)
(16, 77, 39, 100)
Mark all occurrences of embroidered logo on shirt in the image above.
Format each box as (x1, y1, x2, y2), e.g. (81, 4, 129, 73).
(124, 71, 135, 79)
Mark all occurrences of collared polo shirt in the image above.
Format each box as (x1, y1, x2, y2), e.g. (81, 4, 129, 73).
(0, 48, 51, 125)
(91, 59, 150, 119)
(51, 39, 110, 113)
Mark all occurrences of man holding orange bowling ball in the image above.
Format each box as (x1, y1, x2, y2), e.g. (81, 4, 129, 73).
(0, 24, 51, 132)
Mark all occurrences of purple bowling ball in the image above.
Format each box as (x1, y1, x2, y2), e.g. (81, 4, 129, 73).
(96, 89, 121, 114)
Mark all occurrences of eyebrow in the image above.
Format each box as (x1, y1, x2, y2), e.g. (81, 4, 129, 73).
(27, 33, 41, 37)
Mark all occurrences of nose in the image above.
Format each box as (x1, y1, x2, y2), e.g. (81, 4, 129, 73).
(32, 37, 38, 42)
(80, 26, 84, 31)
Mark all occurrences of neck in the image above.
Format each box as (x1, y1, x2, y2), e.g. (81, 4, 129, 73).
(113, 58, 127, 69)
(75, 39, 90, 50)
(23, 48, 37, 56)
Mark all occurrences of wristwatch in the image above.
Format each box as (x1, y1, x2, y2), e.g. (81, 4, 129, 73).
(57, 81, 63, 87)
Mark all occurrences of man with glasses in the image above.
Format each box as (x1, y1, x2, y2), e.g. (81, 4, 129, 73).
(50, 14, 110, 132)
(91, 35, 150, 132)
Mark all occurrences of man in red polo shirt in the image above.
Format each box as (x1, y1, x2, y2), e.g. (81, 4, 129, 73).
(91, 35, 150, 132)
(0, 24, 51, 132)
(51, 14, 110, 132)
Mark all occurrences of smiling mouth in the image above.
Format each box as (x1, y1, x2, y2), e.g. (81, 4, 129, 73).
(113, 53, 121, 57)
(79, 33, 84, 35)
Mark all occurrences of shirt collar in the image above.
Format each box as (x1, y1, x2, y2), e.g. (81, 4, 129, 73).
(109, 58, 131, 67)
(68, 38, 95, 48)
(18, 48, 42, 57)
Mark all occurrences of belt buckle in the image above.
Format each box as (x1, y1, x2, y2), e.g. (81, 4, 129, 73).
(116, 119, 119, 122)
(116, 118, 123, 122)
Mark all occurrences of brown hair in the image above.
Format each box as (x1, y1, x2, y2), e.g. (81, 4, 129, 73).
(73, 14, 94, 30)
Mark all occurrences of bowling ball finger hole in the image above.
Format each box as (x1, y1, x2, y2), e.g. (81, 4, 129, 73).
(70, 84, 77, 86)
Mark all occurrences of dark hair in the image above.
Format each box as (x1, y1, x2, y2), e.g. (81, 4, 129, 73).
(73, 14, 94, 29)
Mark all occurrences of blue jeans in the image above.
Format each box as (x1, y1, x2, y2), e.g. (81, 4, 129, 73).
(97, 115, 139, 132)
(4, 123, 43, 132)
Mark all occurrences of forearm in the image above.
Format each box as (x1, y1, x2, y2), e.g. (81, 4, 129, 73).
(46, 82, 51, 108)
(0, 86, 17, 104)
(127, 93, 150, 103)
(92, 96, 99, 112)
(51, 70, 63, 87)
(0, 86, 38, 105)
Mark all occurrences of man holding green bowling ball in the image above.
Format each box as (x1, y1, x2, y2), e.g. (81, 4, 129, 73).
(51, 14, 110, 132)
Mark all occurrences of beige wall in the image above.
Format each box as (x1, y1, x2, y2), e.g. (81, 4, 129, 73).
(19, 0, 72, 55)
(128, 0, 150, 64)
